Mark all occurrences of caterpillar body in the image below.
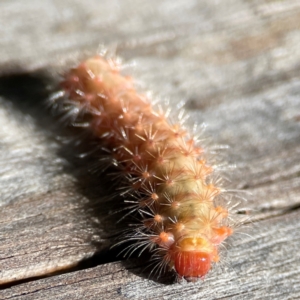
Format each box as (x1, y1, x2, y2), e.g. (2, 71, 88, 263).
(55, 54, 233, 281)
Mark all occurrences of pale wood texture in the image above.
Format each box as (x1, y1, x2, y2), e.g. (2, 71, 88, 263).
(0, 0, 300, 299)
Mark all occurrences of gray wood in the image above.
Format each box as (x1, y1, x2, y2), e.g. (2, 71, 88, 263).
(1, 211, 300, 300)
(0, 0, 300, 298)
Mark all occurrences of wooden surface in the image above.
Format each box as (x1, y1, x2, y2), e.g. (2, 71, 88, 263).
(0, 0, 300, 299)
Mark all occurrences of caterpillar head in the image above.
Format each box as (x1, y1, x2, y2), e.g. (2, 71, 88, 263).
(173, 251, 212, 281)
(171, 237, 218, 281)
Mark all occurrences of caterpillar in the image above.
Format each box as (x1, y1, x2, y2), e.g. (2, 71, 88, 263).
(52, 53, 234, 282)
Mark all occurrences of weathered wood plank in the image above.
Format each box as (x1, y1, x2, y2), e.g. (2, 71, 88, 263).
(1, 211, 300, 299)
(0, 0, 300, 298)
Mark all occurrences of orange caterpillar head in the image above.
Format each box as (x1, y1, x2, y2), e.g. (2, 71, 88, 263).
(170, 237, 219, 281)
(173, 251, 212, 280)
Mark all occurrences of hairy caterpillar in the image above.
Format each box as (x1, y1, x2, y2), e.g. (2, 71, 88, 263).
(52, 54, 234, 282)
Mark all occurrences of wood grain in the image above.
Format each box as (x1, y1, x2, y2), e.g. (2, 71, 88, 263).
(1, 211, 300, 299)
(0, 0, 300, 298)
